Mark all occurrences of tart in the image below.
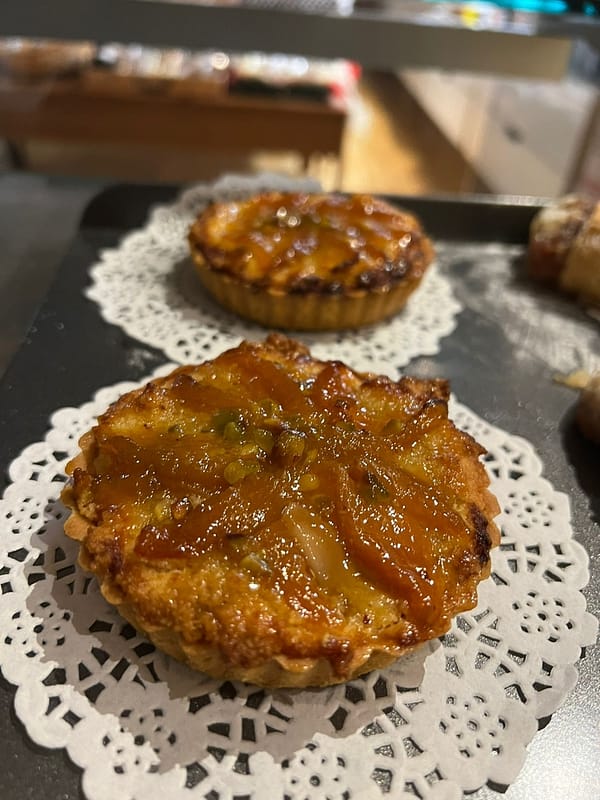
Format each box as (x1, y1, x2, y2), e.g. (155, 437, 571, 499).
(62, 335, 500, 688)
(188, 193, 435, 330)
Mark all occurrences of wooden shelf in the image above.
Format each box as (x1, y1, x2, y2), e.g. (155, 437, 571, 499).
(0, 77, 346, 160)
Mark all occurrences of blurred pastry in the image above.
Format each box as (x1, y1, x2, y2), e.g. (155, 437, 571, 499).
(0, 39, 95, 81)
(560, 204, 600, 307)
(189, 192, 434, 330)
(528, 195, 600, 307)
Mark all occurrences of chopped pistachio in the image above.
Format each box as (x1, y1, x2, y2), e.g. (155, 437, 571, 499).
(383, 418, 404, 434)
(276, 430, 306, 462)
(212, 408, 245, 434)
(299, 472, 320, 492)
(154, 498, 172, 521)
(224, 459, 259, 484)
(259, 399, 281, 417)
(240, 553, 271, 575)
(239, 443, 260, 457)
(251, 427, 275, 453)
(223, 420, 244, 442)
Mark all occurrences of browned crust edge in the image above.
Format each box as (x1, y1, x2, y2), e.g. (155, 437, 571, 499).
(191, 251, 429, 331)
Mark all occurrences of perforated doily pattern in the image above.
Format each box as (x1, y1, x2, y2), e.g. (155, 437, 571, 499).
(86, 173, 462, 376)
(0, 367, 596, 800)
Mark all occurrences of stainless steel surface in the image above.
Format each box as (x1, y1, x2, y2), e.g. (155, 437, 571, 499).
(0, 0, 580, 79)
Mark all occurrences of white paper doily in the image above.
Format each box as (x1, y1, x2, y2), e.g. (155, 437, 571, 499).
(0, 365, 596, 800)
(86, 173, 461, 375)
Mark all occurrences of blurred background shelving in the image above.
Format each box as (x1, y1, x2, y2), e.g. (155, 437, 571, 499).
(0, 0, 599, 194)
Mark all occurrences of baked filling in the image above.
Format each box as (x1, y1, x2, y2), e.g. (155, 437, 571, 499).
(188, 193, 434, 330)
(62, 335, 499, 686)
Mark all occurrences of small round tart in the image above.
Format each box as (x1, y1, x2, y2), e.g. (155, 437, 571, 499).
(62, 335, 500, 688)
(188, 193, 435, 330)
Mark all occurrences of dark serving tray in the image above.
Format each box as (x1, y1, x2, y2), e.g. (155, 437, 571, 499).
(0, 181, 598, 800)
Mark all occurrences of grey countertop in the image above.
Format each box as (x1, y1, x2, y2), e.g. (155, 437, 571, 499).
(0, 171, 597, 799)
(0, 173, 105, 378)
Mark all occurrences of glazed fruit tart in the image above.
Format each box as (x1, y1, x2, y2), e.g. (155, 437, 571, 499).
(62, 335, 500, 687)
(188, 192, 435, 330)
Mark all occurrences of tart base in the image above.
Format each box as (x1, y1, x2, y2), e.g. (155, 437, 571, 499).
(193, 252, 426, 331)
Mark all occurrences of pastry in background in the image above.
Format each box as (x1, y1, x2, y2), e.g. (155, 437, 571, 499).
(189, 193, 434, 330)
(528, 195, 599, 306)
(0, 39, 96, 81)
(560, 205, 600, 307)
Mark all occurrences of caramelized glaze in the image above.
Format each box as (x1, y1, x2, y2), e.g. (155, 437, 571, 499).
(69, 336, 499, 651)
(189, 193, 433, 293)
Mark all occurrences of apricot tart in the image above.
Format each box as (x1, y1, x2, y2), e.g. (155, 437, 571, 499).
(62, 335, 500, 687)
(188, 192, 435, 330)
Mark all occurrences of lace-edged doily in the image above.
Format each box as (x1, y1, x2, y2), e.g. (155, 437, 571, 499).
(0, 364, 596, 800)
(86, 173, 461, 375)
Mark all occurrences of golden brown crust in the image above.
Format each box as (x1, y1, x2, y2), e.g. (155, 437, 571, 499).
(62, 335, 499, 687)
(188, 193, 435, 330)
